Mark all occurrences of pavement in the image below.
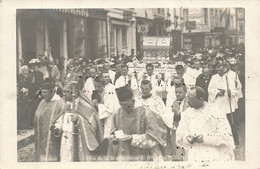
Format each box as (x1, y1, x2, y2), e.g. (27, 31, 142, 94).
(16, 121, 246, 162)
(17, 129, 34, 150)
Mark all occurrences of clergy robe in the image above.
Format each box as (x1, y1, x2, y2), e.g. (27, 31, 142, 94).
(165, 79, 176, 108)
(108, 69, 116, 85)
(107, 107, 167, 161)
(176, 103, 235, 162)
(184, 67, 197, 89)
(34, 94, 66, 162)
(95, 83, 121, 138)
(208, 73, 239, 115)
(115, 75, 140, 99)
(139, 74, 164, 98)
(60, 92, 104, 161)
(226, 70, 243, 109)
(83, 77, 95, 100)
(135, 94, 166, 122)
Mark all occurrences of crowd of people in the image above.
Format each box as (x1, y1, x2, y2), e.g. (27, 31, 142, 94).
(17, 43, 245, 162)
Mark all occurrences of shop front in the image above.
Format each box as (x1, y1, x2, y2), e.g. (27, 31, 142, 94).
(17, 9, 109, 74)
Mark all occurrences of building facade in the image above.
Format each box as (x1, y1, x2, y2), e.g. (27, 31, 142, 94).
(17, 9, 109, 74)
(106, 8, 136, 57)
(180, 8, 244, 50)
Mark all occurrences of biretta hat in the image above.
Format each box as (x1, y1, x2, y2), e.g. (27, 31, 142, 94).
(115, 87, 133, 102)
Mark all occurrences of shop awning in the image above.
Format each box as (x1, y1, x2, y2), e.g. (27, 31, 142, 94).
(53, 9, 89, 17)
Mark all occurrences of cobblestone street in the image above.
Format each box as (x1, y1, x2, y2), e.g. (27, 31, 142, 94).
(17, 143, 35, 162)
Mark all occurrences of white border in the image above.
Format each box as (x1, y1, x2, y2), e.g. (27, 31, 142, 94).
(0, 0, 260, 169)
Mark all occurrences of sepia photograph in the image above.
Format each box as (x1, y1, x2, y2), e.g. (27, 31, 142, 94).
(16, 8, 246, 163)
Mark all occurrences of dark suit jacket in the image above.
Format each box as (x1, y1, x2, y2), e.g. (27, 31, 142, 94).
(195, 73, 212, 102)
(172, 98, 188, 127)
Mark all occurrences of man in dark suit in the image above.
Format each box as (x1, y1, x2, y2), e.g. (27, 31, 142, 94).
(165, 83, 188, 160)
(195, 67, 212, 102)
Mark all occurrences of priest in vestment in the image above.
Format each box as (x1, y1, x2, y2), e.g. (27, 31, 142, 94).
(34, 79, 66, 162)
(176, 86, 235, 162)
(107, 87, 167, 161)
(59, 81, 105, 161)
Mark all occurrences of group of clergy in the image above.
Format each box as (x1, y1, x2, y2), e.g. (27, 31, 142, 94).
(32, 46, 244, 163)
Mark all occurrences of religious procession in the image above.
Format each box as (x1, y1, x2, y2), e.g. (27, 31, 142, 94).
(17, 8, 245, 163)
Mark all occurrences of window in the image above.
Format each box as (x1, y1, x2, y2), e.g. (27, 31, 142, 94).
(97, 20, 107, 58)
(158, 8, 161, 14)
(239, 22, 244, 31)
(110, 25, 115, 55)
(110, 25, 115, 48)
(162, 9, 165, 15)
(183, 9, 189, 22)
(215, 9, 218, 16)
(238, 9, 244, 19)
(122, 28, 127, 47)
(204, 8, 208, 24)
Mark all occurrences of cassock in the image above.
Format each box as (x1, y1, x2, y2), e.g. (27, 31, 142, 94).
(208, 73, 239, 115)
(83, 77, 95, 100)
(92, 83, 121, 138)
(176, 103, 235, 162)
(60, 92, 104, 161)
(34, 93, 66, 162)
(107, 107, 167, 161)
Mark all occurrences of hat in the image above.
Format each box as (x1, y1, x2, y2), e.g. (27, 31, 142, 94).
(40, 79, 56, 90)
(115, 87, 133, 102)
(29, 58, 41, 66)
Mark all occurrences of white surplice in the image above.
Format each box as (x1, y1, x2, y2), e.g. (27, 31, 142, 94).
(139, 74, 166, 99)
(226, 70, 243, 109)
(176, 103, 235, 162)
(83, 77, 95, 100)
(115, 75, 140, 98)
(135, 94, 170, 127)
(165, 79, 176, 108)
(108, 69, 116, 85)
(208, 73, 239, 115)
(97, 83, 120, 138)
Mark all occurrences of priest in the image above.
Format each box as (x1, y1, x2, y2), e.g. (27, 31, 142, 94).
(107, 86, 167, 161)
(34, 79, 66, 162)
